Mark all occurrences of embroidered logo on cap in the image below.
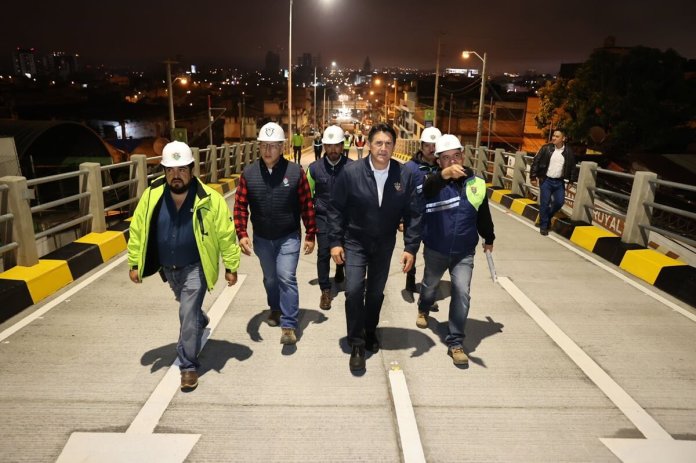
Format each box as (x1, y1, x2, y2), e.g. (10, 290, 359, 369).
(429, 134, 436, 140)
(173, 152, 181, 160)
(265, 127, 275, 136)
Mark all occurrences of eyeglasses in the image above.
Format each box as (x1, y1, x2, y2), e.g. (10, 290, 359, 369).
(260, 143, 282, 151)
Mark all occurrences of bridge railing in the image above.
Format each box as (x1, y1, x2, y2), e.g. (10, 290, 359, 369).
(0, 140, 260, 270)
(2, 138, 693, 271)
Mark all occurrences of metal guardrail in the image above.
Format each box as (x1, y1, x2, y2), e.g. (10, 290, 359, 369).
(1, 138, 694, 270)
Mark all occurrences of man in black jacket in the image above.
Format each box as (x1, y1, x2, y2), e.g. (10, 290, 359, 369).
(530, 129, 576, 235)
(329, 123, 421, 372)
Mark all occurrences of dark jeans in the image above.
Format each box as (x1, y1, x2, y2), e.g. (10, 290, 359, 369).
(293, 146, 302, 163)
(344, 236, 396, 346)
(539, 177, 566, 229)
(313, 147, 322, 161)
(316, 232, 332, 290)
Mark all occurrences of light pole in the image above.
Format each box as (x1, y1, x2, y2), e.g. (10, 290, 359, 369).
(288, 0, 294, 140)
(462, 50, 487, 147)
(164, 60, 178, 139)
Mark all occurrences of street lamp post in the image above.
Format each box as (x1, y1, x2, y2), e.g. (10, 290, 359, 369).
(462, 50, 487, 147)
(164, 60, 178, 139)
(288, 0, 294, 140)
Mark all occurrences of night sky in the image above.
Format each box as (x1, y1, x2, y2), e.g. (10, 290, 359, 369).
(4, 0, 696, 74)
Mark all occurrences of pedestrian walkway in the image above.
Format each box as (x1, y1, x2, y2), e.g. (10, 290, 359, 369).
(1, 179, 696, 462)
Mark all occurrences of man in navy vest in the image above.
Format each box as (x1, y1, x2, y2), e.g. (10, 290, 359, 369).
(307, 125, 352, 310)
(234, 122, 317, 345)
(329, 123, 421, 372)
(417, 134, 495, 366)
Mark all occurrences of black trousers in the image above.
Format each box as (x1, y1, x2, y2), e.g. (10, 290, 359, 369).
(343, 236, 396, 346)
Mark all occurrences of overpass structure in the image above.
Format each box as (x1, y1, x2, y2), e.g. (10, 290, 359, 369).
(0, 145, 695, 462)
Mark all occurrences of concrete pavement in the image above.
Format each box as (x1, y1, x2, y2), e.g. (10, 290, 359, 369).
(1, 157, 696, 462)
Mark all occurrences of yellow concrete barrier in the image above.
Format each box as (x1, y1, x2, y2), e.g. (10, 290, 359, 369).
(620, 249, 687, 284)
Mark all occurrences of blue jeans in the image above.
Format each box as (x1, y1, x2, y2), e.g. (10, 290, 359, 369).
(539, 177, 566, 230)
(344, 236, 395, 346)
(163, 262, 208, 372)
(254, 232, 301, 329)
(418, 247, 474, 348)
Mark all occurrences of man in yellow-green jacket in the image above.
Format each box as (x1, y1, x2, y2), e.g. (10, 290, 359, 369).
(127, 141, 241, 391)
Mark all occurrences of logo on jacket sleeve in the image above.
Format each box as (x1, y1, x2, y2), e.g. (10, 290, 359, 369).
(394, 182, 402, 192)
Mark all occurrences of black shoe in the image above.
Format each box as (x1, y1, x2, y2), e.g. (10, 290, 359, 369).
(365, 332, 380, 353)
(405, 274, 417, 293)
(349, 345, 366, 371)
(334, 265, 345, 283)
(540, 228, 549, 236)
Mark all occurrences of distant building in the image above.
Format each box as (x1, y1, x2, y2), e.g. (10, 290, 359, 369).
(265, 50, 280, 74)
(45, 52, 79, 80)
(13, 48, 38, 77)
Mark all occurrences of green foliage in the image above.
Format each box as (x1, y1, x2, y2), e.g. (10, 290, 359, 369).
(536, 46, 696, 156)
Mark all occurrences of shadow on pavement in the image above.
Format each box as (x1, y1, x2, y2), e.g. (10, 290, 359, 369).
(140, 339, 253, 377)
(246, 308, 328, 343)
(339, 327, 437, 358)
(428, 315, 504, 368)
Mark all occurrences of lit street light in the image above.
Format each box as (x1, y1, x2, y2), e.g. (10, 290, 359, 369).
(164, 60, 189, 140)
(462, 50, 487, 147)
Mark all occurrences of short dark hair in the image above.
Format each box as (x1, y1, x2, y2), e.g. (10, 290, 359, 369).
(367, 123, 397, 143)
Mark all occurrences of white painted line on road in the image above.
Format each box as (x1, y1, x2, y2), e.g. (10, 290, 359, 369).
(388, 364, 426, 463)
(497, 276, 672, 441)
(0, 254, 128, 343)
(489, 203, 696, 323)
(127, 275, 246, 434)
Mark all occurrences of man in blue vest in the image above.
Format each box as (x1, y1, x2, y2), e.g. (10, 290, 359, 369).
(402, 126, 441, 294)
(417, 134, 495, 366)
(306, 125, 352, 310)
(234, 122, 317, 345)
(329, 123, 421, 372)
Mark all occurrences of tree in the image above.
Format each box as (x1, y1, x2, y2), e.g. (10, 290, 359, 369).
(536, 46, 696, 157)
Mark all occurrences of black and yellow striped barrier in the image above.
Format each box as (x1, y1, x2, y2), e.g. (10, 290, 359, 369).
(486, 186, 696, 307)
(0, 178, 241, 322)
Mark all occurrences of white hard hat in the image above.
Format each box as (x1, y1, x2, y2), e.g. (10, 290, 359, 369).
(161, 141, 194, 167)
(434, 134, 463, 156)
(257, 122, 285, 142)
(420, 127, 442, 143)
(322, 125, 344, 144)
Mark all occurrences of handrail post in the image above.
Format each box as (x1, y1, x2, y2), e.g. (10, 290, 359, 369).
(232, 144, 241, 174)
(492, 148, 505, 188)
(570, 161, 596, 223)
(130, 155, 148, 200)
(222, 144, 231, 178)
(622, 171, 658, 247)
(191, 147, 201, 178)
(207, 144, 218, 183)
(80, 162, 106, 233)
(0, 176, 39, 266)
(511, 151, 527, 196)
(476, 147, 487, 179)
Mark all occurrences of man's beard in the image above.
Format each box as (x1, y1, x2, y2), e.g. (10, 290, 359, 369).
(169, 181, 189, 194)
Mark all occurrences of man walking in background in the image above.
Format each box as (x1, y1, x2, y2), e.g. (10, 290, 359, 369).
(530, 129, 576, 235)
(402, 126, 441, 293)
(307, 125, 352, 310)
(292, 128, 304, 164)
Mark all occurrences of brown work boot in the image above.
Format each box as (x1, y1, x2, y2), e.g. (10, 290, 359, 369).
(319, 289, 332, 310)
(416, 311, 429, 329)
(280, 328, 297, 345)
(180, 370, 198, 391)
(448, 346, 469, 366)
(266, 310, 281, 327)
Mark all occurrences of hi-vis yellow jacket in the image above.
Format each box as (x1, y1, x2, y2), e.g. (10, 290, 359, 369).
(127, 176, 240, 290)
